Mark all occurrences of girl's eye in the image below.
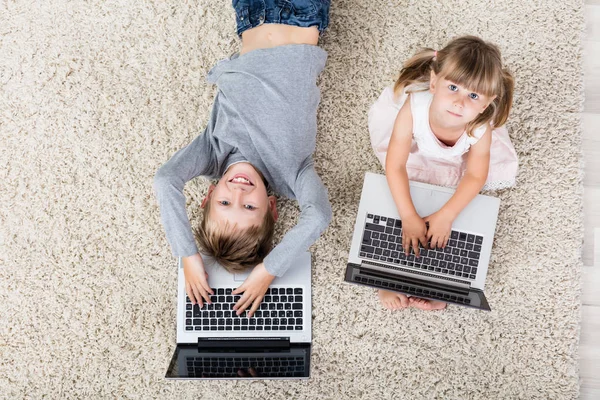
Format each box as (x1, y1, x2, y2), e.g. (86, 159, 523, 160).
(448, 84, 458, 92)
(469, 93, 479, 100)
(244, 205, 255, 210)
(219, 201, 230, 206)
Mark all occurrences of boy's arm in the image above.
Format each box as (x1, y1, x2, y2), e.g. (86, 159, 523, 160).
(231, 163, 331, 317)
(153, 131, 217, 257)
(264, 162, 333, 277)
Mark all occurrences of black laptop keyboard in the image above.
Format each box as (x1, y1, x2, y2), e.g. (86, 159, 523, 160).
(186, 356, 306, 378)
(185, 287, 304, 331)
(360, 214, 484, 280)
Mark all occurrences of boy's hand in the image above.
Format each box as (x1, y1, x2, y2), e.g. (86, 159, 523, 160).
(232, 263, 275, 318)
(401, 213, 428, 257)
(424, 210, 454, 249)
(183, 253, 214, 306)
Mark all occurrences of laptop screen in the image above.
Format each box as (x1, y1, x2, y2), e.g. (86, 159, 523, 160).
(165, 344, 311, 379)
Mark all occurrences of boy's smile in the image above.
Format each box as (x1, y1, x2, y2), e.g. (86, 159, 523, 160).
(203, 163, 277, 229)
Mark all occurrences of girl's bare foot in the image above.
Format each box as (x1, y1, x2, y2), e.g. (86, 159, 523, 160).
(409, 297, 447, 310)
(378, 290, 409, 310)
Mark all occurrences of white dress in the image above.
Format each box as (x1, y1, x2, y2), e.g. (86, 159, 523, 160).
(368, 85, 518, 190)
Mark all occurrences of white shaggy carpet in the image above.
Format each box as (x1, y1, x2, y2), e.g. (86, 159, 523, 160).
(0, 0, 584, 398)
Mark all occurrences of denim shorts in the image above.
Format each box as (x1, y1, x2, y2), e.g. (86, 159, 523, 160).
(232, 0, 330, 37)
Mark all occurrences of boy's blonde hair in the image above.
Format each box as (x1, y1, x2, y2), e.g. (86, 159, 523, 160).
(394, 35, 514, 137)
(194, 198, 276, 273)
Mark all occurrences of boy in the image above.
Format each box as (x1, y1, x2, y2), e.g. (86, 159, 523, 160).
(153, 0, 332, 318)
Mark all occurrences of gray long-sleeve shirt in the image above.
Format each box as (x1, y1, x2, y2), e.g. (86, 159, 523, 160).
(153, 44, 332, 277)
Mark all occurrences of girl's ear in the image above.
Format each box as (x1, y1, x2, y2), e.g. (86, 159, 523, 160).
(429, 70, 438, 93)
(201, 185, 216, 208)
(480, 95, 498, 113)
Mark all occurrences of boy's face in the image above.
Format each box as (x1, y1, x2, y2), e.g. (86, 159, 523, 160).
(202, 163, 277, 229)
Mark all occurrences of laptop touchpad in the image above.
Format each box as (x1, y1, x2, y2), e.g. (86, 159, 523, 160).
(234, 270, 252, 281)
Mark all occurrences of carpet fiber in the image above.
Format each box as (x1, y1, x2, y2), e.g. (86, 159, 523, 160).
(0, 0, 584, 398)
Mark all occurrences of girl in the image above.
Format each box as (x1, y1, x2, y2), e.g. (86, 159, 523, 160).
(368, 36, 517, 311)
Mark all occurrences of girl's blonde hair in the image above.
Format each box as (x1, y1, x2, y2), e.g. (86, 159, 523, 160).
(394, 35, 514, 137)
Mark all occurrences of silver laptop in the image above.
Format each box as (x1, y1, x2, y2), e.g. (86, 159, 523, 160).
(166, 252, 312, 379)
(345, 172, 500, 311)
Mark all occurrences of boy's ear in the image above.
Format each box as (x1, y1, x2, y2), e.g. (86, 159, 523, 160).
(201, 185, 216, 208)
(268, 195, 278, 222)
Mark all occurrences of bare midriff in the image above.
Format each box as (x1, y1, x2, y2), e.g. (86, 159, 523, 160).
(240, 24, 319, 55)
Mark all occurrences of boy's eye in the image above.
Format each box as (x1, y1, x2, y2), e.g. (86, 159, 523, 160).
(448, 84, 458, 92)
(469, 93, 479, 100)
(244, 205, 256, 210)
(219, 201, 230, 206)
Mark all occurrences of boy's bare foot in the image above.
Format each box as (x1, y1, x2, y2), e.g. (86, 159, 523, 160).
(378, 290, 409, 310)
(409, 297, 447, 310)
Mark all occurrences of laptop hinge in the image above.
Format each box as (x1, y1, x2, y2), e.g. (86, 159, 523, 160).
(359, 260, 471, 291)
(353, 262, 470, 295)
(197, 337, 290, 351)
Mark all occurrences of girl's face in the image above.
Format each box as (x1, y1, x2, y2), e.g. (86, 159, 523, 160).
(429, 71, 496, 130)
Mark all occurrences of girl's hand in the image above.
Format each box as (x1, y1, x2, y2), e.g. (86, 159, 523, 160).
(183, 253, 214, 306)
(424, 210, 454, 249)
(401, 213, 428, 257)
(232, 263, 275, 318)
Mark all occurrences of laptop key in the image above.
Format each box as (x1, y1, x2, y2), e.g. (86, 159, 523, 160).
(294, 288, 303, 294)
(186, 304, 192, 310)
(451, 231, 459, 239)
(185, 326, 193, 330)
(366, 223, 384, 232)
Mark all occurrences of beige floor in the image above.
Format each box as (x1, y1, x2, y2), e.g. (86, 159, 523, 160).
(580, 1, 600, 398)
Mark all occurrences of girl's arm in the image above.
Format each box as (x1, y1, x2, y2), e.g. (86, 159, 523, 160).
(442, 127, 491, 218)
(385, 98, 428, 256)
(426, 127, 491, 248)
